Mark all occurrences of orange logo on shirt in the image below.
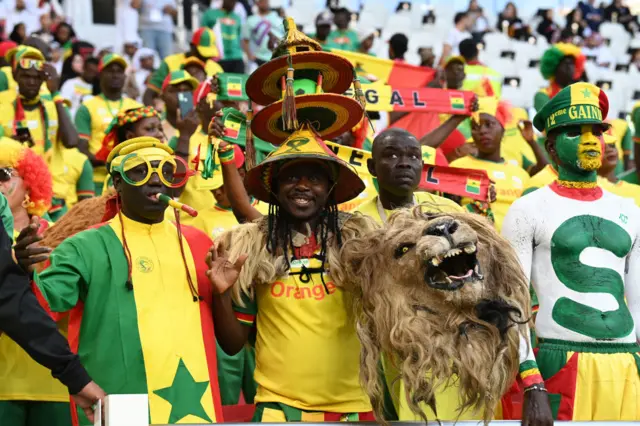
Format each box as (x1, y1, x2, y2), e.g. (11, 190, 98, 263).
(270, 280, 337, 301)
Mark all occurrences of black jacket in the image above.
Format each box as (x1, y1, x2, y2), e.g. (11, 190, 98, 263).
(0, 222, 91, 394)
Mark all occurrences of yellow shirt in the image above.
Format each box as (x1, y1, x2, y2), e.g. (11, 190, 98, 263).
(0, 226, 68, 402)
(233, 243, 371, 413)
(355, 192, 462, 223)
(525, 164, 557, 193)
(450, 156, 529, 231)
(75, 95, 141, 184)
(47, 148, 94, 208)
(0, 91, 59, 157)
(600, 179, 640, 206)
(188, 199, 268, 239)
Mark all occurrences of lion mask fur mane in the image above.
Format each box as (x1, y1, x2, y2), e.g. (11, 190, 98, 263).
(340, 205, 531, 424)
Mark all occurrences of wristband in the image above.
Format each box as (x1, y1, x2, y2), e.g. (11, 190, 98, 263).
(524, 384, 547, 393)
(218, 144, 234, 153)
(218, 148, 235, 164)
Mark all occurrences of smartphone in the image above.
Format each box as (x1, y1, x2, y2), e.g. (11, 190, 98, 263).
(15, 127, 34, 147)
(178, 92, 194, 116)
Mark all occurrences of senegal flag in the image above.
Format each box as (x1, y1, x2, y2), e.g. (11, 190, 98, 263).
(34, 220, 223, 425)
(223, 110, 243, 140)
(466, 178, 481, 195)
(217, 73, 248, 101)
(331, 49, 435, 86)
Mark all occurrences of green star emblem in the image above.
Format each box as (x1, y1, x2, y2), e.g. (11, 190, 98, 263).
(213, 161, 221, 172)
(153, 358, 212, 423)
(581, 88, 591, 98)
(422, 150, 432, 161)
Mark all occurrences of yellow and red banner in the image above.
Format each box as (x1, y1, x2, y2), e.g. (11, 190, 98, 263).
(325, 142, 491, 206)
(343, 85, 476, 114)
(331, 49, 436, 86)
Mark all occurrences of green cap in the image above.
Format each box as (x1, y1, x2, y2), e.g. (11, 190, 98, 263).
(532, 82, 609, 133)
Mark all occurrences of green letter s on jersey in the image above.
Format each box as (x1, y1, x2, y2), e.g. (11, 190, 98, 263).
(551, 215, 634, 339)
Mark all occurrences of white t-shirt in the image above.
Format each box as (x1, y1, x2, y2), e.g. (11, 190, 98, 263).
(59, 77, 94, 118)
(445, 27, 472, 55)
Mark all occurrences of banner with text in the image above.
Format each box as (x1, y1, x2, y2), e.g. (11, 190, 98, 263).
(344, 85, 476, 114)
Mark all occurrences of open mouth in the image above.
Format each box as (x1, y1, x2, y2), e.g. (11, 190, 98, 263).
(583, 150, 600, 157)
(290, 196, 314, 208)
(424, 243, 483, 291)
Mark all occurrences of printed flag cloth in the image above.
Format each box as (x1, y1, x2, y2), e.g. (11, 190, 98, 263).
(216, 73, 249, 101)
(331, 49, 436, 87)
(343, 85, 476, 114)
(34, 221, 224, 425)
(218, 108, 275, 157)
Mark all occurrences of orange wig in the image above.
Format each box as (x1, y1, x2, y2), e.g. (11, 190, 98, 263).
(0, 138, 53, 217)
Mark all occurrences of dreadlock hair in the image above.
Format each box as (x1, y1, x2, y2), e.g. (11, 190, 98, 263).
(266, 187, 342, 294)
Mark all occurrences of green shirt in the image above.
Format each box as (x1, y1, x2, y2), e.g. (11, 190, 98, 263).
(201, 9, 243, 60)
(325, 29, 359, 52)
(0, 193, 13, 239)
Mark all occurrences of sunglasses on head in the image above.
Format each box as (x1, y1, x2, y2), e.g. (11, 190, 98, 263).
(17, 58, 44, 71)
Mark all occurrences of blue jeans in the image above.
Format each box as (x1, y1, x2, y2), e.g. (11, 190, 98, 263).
(139, 28, 173, 59)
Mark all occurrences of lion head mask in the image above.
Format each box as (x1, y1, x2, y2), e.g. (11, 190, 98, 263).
(340, 206, 531, 423)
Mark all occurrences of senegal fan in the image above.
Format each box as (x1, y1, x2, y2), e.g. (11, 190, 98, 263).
(0, 138, 67, 426)
(24, 137, 224, 425)
(534, 43, 585, 112)
(75, 53, 141, 195)
(205, 17, 379, 422)
(0, 46, 78, 156)
(143, 28, 223, 106)
(449, 97, 530, 231)
(95, 105, 164, 193)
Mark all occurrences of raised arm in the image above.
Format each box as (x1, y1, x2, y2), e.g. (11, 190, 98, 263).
(209, 115, 263, 222)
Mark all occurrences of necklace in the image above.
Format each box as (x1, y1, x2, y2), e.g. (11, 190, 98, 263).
(100, 93, 124, 118)
(376, 195, 417, 223)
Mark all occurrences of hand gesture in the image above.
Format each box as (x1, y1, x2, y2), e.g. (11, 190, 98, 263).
(175, 108, 199, 138)
(72, 381, 107, 424)
(518, 120, 535, 144)
(206, 242, 248, 295)
(208, 110, 225, 139)
(43, 63, 60, 94)
(13, 216, 51, 273)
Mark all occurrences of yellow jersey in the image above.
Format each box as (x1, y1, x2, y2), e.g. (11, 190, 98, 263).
(48, 148, 94, 210)
(355, 192, 462, 223)
(187, 199, 268, 239)
(450, 156, 529, 231)
(524, 164, 557, 195)
(600, 179, 640, 206)
(75, 94, 141, 187)
(0, 91, 59, 157)
(233, 239, 371, 413)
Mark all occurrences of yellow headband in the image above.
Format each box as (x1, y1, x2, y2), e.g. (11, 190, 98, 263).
(107, 137, 175, 172)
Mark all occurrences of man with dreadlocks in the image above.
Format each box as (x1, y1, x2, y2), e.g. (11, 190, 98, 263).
(205, 17, 378, 422)
(19, 137, 225, 425)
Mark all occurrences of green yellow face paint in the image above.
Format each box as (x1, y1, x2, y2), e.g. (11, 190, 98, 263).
(556, 124, 603, 183)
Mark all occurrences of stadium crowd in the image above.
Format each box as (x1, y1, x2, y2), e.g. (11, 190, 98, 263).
(0, 0, 639, 425)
